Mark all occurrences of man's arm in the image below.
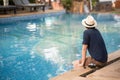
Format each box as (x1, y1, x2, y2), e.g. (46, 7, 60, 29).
(79, 44, 88, 66)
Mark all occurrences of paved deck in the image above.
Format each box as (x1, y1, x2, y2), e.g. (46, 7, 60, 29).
(0, 8, 120, 18)
(87, 59, 120, 80)
(50, 50, 120, 80)
(0, 9, 65, 18)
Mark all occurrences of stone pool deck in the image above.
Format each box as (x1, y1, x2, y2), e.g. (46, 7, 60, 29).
(50, 50, 120, 80)
(0, 9, 65, 18)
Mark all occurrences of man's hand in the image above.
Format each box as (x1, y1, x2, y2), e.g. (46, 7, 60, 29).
(78, 63, 84, 67)
(72, 60, 84, 69)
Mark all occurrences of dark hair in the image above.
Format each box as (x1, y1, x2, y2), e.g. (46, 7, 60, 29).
(86, 27, 95, 29)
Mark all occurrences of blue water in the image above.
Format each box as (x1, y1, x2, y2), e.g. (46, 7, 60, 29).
(0, 13, 120, 80)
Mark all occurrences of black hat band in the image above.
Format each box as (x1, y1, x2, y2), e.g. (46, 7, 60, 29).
(85, 21, 95, 26)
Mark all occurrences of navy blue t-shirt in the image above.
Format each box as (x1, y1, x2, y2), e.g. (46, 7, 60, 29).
(82, 28, 108, 63)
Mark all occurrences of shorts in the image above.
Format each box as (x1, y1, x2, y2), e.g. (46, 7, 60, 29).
(83, 57, 106, 67)
(72, 57, 107, 68)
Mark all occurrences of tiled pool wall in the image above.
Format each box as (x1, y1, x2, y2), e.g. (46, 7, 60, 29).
(0, 10, 66, 24)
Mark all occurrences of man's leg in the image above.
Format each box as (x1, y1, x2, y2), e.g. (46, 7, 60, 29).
(72, 57, 92, 69)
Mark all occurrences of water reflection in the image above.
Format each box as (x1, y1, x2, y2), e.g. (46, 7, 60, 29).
(0, 13, 120, 80)
(43, 47, 64, 64)
(114, 15, 120, 21)
(26, 23, 37, 31)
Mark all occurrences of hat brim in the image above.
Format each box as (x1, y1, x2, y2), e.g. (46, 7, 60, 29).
(82, 19, 97, 28)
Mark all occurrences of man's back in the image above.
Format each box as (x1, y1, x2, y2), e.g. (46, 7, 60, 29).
(83, 28, 108, 63)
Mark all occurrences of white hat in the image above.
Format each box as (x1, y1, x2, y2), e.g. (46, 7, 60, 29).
(82, 15, 97, 28)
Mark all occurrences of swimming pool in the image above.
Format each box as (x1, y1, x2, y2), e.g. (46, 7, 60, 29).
(0, 13, 120, 80)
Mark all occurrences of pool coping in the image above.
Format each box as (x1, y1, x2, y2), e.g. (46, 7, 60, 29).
(50, 49, 120, 80)
(0, 10, 66, 24)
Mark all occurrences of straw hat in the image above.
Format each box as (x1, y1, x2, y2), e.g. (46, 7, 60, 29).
(82, 15, 97, 28)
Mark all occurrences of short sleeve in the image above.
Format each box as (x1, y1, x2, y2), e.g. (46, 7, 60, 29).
(82, 30, 90, 45)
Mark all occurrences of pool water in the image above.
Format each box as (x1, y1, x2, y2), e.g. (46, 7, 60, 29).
(0, 13, 120, 80)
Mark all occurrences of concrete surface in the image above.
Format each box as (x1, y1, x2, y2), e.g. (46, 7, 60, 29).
(87, 60, 120, 80)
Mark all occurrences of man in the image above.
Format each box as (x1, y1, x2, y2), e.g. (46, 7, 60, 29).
(72, 15, 108, 69)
